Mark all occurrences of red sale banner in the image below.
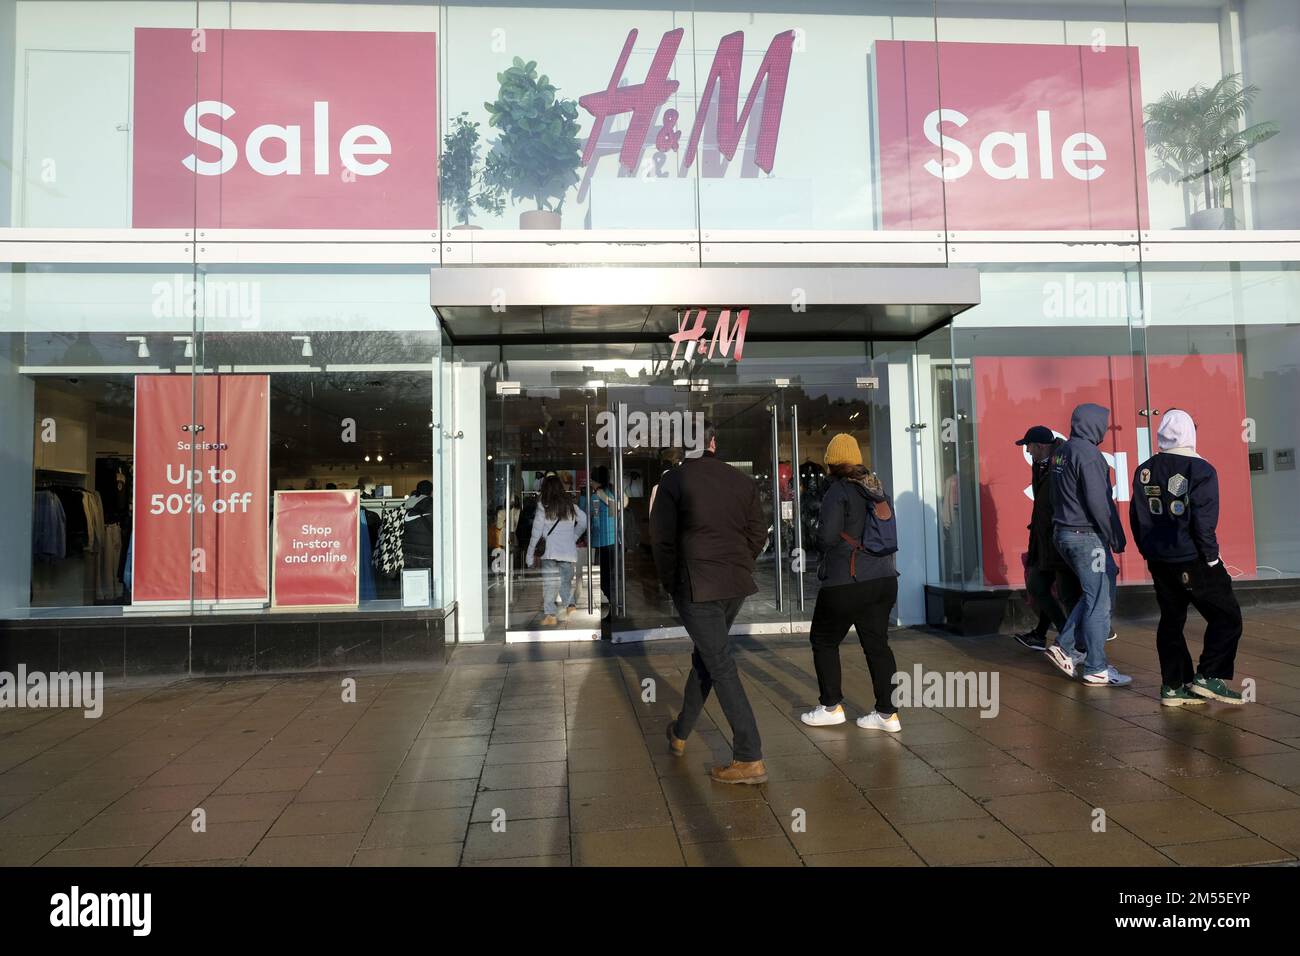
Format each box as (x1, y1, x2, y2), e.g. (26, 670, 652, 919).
(132, 28, 438, 228)
(974, 355, 1256, 588)
(873, 41, 1148, 230)
(272, 491, 360, 609)
(132, 375, 270, 604)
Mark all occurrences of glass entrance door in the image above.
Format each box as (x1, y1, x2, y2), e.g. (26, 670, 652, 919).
(490, 362, 884, 644)
(496, 384, 603, 642)
(603, 382, 787, 642)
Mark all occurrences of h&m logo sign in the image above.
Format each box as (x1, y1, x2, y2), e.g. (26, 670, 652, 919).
(668, 308, 749, 364)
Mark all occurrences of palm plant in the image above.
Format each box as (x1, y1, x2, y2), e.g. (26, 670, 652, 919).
(1143, 74, 1279, 226)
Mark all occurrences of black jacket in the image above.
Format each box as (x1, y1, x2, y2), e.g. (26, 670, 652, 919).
(401, 494, 434, 569)
(816, 477, 898, 587)
(1129, 452, 1221, 564)
(650, 452, 768, 602)
(1028, 438, 1069, 571)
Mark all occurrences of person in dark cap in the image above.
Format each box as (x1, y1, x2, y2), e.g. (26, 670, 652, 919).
(1013, 425, 1082, 652)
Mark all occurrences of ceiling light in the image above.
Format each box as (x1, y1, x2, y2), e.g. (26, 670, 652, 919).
(126, 335, 149, 359)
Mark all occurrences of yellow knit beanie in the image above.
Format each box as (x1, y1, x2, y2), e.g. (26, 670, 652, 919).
(824, 433, 863, 467)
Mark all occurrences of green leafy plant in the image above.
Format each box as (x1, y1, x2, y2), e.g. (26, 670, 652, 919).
(482, 58, 582, 214)
(438, 112, 504, 227)
(1143, 74, 1279, 220)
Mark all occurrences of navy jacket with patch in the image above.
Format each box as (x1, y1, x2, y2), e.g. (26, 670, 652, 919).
(1050, 403, 1126, 553)
(1129, 453, 1221, 564)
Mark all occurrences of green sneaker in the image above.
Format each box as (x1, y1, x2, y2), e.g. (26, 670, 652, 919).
(1160, 684, 1207, 707)
(1190, 674, 1244, 705)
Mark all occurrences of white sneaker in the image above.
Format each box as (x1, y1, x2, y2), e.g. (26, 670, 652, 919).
(801, 704, 846, 726)
(856, 711, 902, 733)
(1083, 666, 1132, 687)
(1045, 644, 1077, 678)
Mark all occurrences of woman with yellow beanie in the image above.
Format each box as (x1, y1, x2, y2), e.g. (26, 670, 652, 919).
(801, 433, 902, 732)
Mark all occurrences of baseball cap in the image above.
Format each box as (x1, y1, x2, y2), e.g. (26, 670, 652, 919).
(1015, 425, 1055, 446)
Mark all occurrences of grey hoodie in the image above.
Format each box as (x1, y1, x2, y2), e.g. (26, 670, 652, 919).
(1050, 403, 1126, 553)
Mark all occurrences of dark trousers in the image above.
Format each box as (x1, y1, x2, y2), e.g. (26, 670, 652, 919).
(671, 590, 762, 763)
(1149, 559, 1243, 686)
(595, 544, 614, 600)
(809, 577, 899, 715)
(1027, 565, 1082, 639)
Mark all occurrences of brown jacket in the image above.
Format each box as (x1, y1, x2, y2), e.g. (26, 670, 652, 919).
(650, 453, 768, 602)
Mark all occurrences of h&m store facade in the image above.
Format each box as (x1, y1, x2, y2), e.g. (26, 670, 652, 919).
(1, 0, 1298, 673)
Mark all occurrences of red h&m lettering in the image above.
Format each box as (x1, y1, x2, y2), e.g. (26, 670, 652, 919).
(580, 29, 793, 175)
(684, 31, 794, 174)
(669, 309, 748, 362)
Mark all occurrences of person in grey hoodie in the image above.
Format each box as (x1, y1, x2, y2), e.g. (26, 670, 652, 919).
(1045, 403, 1133, 686)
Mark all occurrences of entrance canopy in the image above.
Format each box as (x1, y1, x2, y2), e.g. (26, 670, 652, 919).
(430, 266, 980, 344)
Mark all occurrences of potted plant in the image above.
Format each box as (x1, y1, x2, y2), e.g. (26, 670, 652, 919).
(1143, 74, 1279, 230)
(482, 58, 582, 229)
(438, 112, 504, 230)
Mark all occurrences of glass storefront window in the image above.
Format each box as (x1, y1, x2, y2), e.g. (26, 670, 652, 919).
(1, 263, 449, 619)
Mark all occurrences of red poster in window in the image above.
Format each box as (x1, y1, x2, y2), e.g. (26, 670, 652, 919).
(132, 375, 270, 604)
(973, 355, 1255, 588)
(132, 28, 438, 228)
(872, 40, 1148, 230)
(272, 491, 360, 609)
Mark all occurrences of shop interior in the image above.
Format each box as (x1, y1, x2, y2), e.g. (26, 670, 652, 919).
(27, 363, 436, 611)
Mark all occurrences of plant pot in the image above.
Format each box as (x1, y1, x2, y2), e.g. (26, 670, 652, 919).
(1188, 208, 1235, 230)
(450, 223, 483, 231)
(520, 210, 561, 230)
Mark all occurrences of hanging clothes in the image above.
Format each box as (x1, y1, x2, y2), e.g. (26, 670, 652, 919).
(98, 522, 123, 601)
(374, 504, 404, 578)
(52, 486, 88, 554)
(359, 509, 376, 601)
(33, 490, 67, 560)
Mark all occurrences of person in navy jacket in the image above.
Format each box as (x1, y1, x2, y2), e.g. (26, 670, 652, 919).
(1045, 403, 1132, 687)
(1130, 409, 1246, 706)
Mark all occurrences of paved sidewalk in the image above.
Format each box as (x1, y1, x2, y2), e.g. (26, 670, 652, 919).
(3, 606, 1300, 866)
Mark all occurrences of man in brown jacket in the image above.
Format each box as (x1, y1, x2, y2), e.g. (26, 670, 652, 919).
(651, 420, 770, 784)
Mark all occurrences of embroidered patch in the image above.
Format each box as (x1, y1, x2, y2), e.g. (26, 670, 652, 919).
(1148, 497, 1163, 515)
(1166, 473, 1188, 497)
(1139, 468, 1151, 484)
(1144, 485, 1161, 496)
(1170, 499, 1186, 516)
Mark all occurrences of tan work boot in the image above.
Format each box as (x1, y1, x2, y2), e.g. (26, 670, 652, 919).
(665, 722, 685, 757)
(541, 615, 558, 626)
(710, 759, 768, 785)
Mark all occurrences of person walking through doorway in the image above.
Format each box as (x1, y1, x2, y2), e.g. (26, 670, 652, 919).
(525, 474, 588, 626)
(589, 466, 626, 619)
(800, 434, 903, 732)
(1130, 409, 1247, 705)
(651, 420, 770, 784)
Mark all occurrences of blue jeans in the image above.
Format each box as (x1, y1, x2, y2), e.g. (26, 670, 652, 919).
(1053, 529, 1117, 675)
(541, 559, 575, 616)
